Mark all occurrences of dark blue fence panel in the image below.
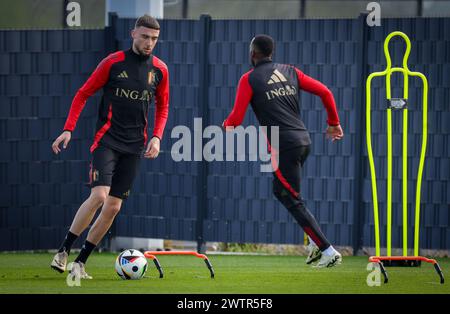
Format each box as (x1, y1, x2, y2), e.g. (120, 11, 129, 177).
(0, 29, 108, 250)
(203, 18, 359, 247)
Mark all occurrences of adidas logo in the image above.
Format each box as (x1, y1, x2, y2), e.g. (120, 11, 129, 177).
(267, 69, 287, 84)
(117, 71, 128, 78)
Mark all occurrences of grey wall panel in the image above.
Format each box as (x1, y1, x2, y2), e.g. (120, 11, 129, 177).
(0, 16, 448, 251)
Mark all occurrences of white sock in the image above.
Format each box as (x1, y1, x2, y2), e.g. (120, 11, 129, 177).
(323, 245, 337, 256)
(308, 236, 316, 247)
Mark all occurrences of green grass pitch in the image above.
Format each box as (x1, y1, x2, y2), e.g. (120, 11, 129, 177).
(0, 253, 448, 294)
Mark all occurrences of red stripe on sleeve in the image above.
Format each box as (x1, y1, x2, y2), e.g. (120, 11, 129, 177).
(223, 70, 253, 127)
(152, 56, 169, 140)
(294, 67, 340, 126)
(63, 51, 125, 132)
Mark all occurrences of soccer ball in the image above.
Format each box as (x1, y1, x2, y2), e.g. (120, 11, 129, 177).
(115, 249, 148, 280)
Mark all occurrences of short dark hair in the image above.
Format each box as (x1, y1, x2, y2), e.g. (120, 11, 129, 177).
(250, 34, 274, 57)
(135, 15, 160, 30)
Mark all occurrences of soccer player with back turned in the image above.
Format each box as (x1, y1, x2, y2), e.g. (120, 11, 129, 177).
(50, 15, 169, 279)
(223, 35, 343, 267)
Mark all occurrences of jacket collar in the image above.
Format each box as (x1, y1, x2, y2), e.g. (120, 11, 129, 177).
(254, 57, 273, 67)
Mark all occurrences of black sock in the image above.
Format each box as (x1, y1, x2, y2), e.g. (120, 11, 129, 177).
(74, 240, 96, 264)
(58, 231, 78, 254)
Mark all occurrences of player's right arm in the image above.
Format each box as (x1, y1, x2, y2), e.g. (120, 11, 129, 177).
(52, 54, 116, 154)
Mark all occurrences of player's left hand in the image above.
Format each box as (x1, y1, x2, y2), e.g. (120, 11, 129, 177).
(325, 124, 344, 142)
(144, 137, 160, 159)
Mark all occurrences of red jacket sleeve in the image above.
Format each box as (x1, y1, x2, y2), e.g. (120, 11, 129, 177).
(152, 57, 169, 140)
(295, 67, 340, 126)
(63, 52, 123, 132)
(223, 71, 253, 127)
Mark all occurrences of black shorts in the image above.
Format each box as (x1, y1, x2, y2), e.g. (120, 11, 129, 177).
(89, 144, 141, 200)
(272, 145, 311, 208)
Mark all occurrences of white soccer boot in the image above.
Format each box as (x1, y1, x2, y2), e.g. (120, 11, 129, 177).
(313, 249, 342, 268)
(305, 243, 322, 265)
(69, 261, 93, 279)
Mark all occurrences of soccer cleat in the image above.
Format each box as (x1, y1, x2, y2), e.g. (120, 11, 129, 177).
(70, 262, 93, 279)
(50, 251, 68, 273)
(313, 251, 342, 268)
(305, 243, 322, 265)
